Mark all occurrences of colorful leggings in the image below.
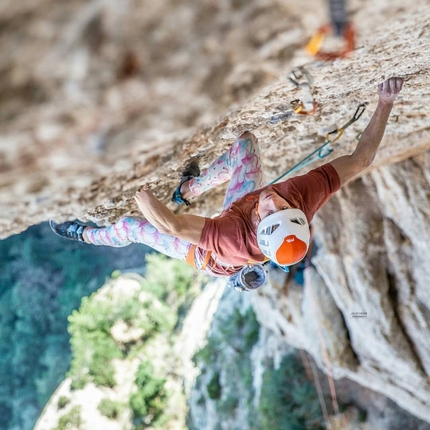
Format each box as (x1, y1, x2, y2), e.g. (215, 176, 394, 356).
(85, 132, 265, 267)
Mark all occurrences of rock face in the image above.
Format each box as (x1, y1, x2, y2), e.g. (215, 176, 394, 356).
(2, 0, 430, 425)
(252, 152, 430, 423)
(1, 0, 429, 235)
(322, 156, 430, 418)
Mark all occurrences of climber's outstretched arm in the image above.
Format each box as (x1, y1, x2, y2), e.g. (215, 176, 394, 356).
(330, 77, 404, 186)
(134, 189, 205, 244)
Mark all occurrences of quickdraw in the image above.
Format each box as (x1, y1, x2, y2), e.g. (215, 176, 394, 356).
(268, 110, 293, 125)
(289, 67, 318, 115)
(267, 67, 318, 124)
(269, 103, 367, 185)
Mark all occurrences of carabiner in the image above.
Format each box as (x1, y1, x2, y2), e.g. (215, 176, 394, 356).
(289, 67, 317, 115)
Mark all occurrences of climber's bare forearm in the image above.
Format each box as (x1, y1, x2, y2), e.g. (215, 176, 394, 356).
(134, 190, 205, 244)
(351, 100, 393, 166)
(331, 101, 394, 183)
(331, 77, 403, 185)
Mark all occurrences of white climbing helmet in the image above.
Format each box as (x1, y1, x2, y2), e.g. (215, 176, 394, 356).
(257, 209, 310, 266)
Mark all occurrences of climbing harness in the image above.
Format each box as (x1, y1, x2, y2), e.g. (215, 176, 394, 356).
(186, 244, 212, 270)
(289, 67, 318, 115)
(306, 0, 355, 61)
(269, 103, 367, 185)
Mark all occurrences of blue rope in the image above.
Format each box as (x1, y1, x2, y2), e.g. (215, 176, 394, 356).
(269, 140, 333, 185)
(269, 103, 367, 185)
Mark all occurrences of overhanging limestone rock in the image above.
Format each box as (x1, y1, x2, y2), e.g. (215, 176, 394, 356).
(0, 0, 429, 237)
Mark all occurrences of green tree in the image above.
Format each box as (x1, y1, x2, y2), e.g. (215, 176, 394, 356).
(130, 361, 168, 428)
(68, 295, 127, 389)
(143, 254, 195, 299)
(206, 372, 222, 400)
(189, 303, 261, 428)
(0, 222, 150, 430)
(259, 354, 324, 430)
(54, 406, 84, 430)
(67, 261, 178, 389)
(57, 396, 70, 409)
(98, 398, 124, 419)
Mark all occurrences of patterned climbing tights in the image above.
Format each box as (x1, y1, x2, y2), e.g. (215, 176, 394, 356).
(85, 132, 265, 266)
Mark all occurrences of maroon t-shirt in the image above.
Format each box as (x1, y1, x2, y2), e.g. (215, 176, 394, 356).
(197, 163, 341, 276)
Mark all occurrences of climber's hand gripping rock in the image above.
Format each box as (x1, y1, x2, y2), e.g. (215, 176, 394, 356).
(378, 77, 403, 105)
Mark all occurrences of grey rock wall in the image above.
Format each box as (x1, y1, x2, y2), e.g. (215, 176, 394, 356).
(252, 151, 430, 423)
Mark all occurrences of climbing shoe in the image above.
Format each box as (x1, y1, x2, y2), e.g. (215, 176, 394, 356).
(171, 161, 200, 206)
(49, 220, 87, 244)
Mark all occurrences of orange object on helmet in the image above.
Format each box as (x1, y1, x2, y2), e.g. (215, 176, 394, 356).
(257, 209, 310, 266)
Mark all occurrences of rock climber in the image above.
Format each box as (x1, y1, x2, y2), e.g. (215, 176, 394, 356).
(50, 77, 403, 291)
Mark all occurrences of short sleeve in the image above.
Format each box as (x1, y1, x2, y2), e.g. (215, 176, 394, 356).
(276, 163, 341, 222)
(198, 215, 245, 255)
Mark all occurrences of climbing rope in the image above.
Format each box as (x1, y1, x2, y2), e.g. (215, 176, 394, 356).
(300, 350, 331, 428)
(269, 103, 367, 185)
(308, 281, 340, 421)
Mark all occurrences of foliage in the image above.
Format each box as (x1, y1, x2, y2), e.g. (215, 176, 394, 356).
(57, 396, 70, 410)
(190, 300, 324, 430)
(143, 253, 195, 301)
(189, 303, 261, 428)
(67, 277, 175, 389)
(54, 406, 84, 430)
(63, 252, 196, 428)
(68, 295, 126, 389)
(218, 395, 239, 415)
(0, 222, 198, 430)
(206, 372, 222, 400)
(0, 222, 150, 430)
(129, 360, 168, 429)
(140, 254, 201, 331)
(258, 354, 324, 430)
(193, 307, 260, 367)
(358, 408, 367, 422)
(111, 270, 122, 279)
(218, 307, 260, 352)
(191, 337, 218, 367)
(98, 398, 124, 420)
